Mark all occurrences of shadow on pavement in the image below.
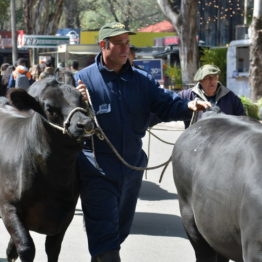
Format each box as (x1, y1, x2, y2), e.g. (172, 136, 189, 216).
(139, 180, 177, 201)
(131, 212, 187, 239)
(0, 259, 8, 262)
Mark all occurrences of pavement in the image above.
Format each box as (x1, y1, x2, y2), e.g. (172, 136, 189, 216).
(0, 121, 196, 262)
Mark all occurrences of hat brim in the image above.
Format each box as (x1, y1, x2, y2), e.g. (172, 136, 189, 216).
(107, 30, 136, 38)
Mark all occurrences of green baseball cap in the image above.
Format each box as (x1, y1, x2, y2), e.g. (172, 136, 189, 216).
(98, 22, 136, 42)
(194, 64, 221, 81)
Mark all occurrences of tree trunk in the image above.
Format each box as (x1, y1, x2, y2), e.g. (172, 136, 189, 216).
(63, 0, 79, 28)
(250, 0, 262, 101)
(23, 0, 64, 35)
(157, 0, 198, 86)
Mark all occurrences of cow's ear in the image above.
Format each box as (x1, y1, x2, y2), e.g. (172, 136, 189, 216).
(7, 88, 44, 114)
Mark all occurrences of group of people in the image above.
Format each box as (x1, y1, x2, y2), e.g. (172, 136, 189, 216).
(0, 21, 244, 262)
(0, 57, 80, 96)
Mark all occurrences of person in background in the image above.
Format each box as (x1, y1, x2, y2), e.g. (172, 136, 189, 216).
(43, 57, 55, 75)
(38, 58, 56, 79)
(128, 45, 138, 65)
(57, 62, 65, 70)
(0, 63, 10, 96)
(75, 21, 211, 262)
(29, 64, 45, 81)
(1, 63, 10, 74)
(178, 64, 245, 128)
(70, 60, 79, 74)
(7, 58, 33, 89)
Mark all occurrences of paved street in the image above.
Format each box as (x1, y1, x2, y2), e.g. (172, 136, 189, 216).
(0, 121, 196, 262)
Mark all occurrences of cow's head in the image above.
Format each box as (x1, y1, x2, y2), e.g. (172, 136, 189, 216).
(7, 78, 94, 140)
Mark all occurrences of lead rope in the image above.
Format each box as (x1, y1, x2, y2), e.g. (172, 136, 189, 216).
(146, 128, 176, 183)
(84, 89, 172, 172)
(189, 97, 209, 126)
(145, 127, 151, 179)
(157, 97, 204, 183)
(84, 90, 205, 181)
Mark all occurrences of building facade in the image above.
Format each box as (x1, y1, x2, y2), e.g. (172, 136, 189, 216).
(197, 0, 245, 46)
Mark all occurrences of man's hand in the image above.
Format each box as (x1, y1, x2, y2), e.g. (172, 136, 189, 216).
(188, 99, 211, 112)
(76, 80, 88, 101)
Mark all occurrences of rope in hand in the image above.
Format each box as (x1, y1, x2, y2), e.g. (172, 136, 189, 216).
(83, 87, 205, 182)
(156, 97, 206, 183)
(84, 88, 172, 172)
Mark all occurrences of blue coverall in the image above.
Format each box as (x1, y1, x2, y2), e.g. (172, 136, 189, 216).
(75, 53, 192, 257)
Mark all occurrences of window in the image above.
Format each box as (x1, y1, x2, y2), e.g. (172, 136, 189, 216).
(236, 46, 249, 73)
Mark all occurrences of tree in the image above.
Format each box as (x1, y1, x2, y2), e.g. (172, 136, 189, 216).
(156, 0, 198, 86)
(60, 0, 81, 28)
(0, 0, 9, 30)
(80, 0, 165, 30)
(23, 0, 64, 35)
(249, 0, 262, 101)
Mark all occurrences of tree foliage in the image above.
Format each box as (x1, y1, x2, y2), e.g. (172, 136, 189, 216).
(79, 0, 165, 30)
(2, 0, 164, 33)
(23, 0, 64, 34)
(0, 0, 11, 30)
(60, 0, 81, 28)
(1, 0, 65, 34)
(157, 0, 198, 85)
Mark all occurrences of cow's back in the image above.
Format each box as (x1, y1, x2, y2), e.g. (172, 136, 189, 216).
(172, 114, 262, 261)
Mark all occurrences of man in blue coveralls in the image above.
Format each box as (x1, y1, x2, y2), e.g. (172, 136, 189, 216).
(75, 22, 211, 262)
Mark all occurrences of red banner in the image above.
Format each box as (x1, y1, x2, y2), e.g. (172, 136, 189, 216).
(0, 30, 24, 49)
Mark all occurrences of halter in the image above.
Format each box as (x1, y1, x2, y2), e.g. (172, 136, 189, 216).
(40, 106, 95, 137)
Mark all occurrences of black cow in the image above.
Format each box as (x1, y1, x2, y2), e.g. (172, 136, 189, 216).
(0, 78, 93, 262)
(172, 111, 262, 262)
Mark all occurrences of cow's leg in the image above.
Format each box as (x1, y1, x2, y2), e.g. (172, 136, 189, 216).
(180, 204, 218, 262)
(45, 230, 66, 262)
(2, 207, 35, 262)
(6, 238, 18, 262)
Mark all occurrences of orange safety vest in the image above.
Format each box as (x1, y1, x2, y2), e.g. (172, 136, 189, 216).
(13, 66, 32, 80)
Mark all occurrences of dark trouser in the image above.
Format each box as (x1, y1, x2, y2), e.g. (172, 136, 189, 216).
(78, 152, 143, 257)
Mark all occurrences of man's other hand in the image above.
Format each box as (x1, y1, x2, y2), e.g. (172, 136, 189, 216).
(76, 80, 88, 101)
(188, 99, 211, 112)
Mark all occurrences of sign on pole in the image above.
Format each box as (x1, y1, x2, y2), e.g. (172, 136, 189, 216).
(18, 34, 69, 48)
(133, 59, 163, 82)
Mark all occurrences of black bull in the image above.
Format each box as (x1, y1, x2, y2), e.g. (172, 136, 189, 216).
(172, 112, 262, 262)
(0, 78, 93, 262)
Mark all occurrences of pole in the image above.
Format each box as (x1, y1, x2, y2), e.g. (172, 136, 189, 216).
(10, 0, 17, 65)
(253, 0, 262, 18)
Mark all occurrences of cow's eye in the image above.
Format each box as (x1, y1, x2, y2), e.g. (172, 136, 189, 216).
(47, 107, 58, 117)
(45, 104, 59, 118)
